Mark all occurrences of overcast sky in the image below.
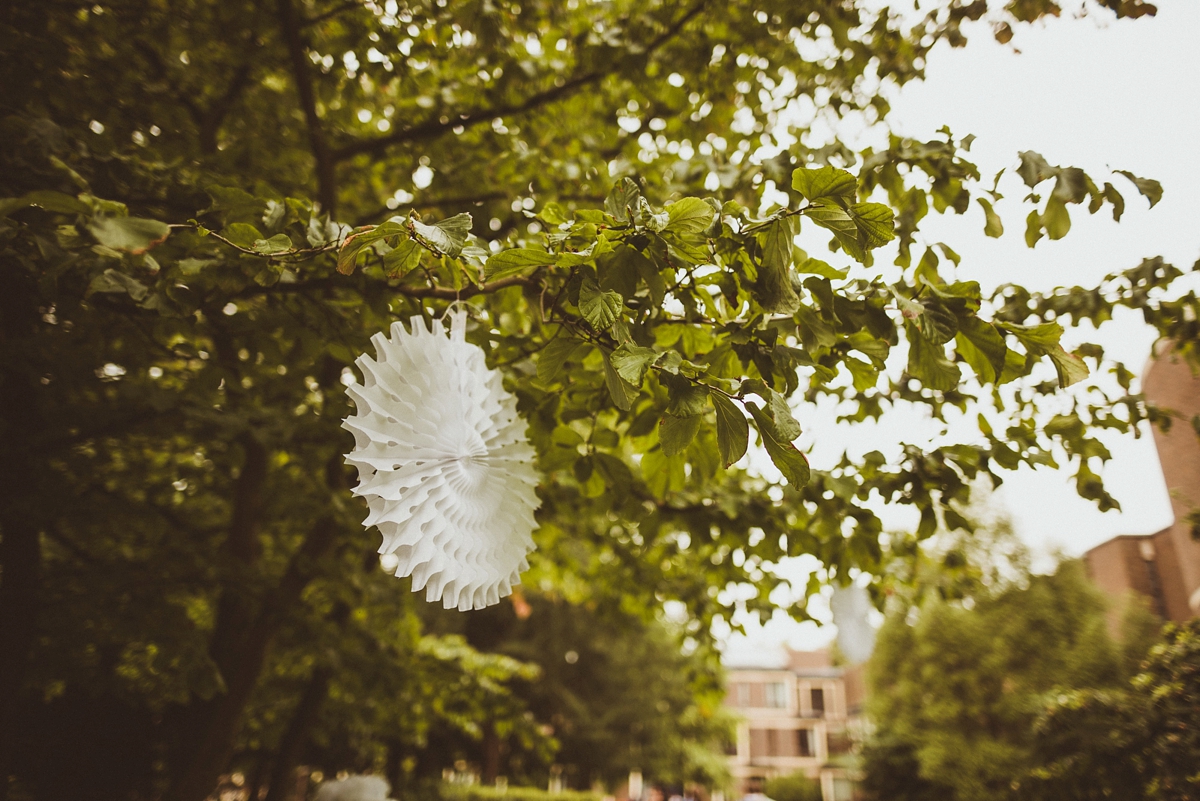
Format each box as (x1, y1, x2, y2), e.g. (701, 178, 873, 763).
(721, 0, 1200, 662)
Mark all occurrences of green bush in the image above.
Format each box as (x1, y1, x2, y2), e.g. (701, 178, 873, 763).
(764, 771, 823, 801)
(441, 784, 603, 801)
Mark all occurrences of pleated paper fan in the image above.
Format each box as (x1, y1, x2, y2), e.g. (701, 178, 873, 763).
(342, 310, 540, 610)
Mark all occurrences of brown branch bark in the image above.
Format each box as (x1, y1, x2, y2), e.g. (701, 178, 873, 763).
(276, 0, 338, 213)
(236, 273, 535, 301)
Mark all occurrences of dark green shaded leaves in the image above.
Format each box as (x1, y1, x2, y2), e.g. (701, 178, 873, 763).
(906, 322, 961, 391)
(609, 345, 657, 386)
(89, 216, 170, 253)
(605, 177, 641, 222)
(660, 414, 702, 457)
(1017, 151, 1054, 187)
(955, 316, 1008, 384)
(537, 336, 585, 383)
(87, 268, 149, 301)
(663, 373, 710, 417)
(602, 350, 637, 410)
(741, 379, 802, 440)
(757, 216, 799, 312)
(917, 300, 958, 345)
(791, 166, 856, 202)
(411, 212, 472, 257)
(383, 239, 423, 278)
(0, 190, 91, 218)
(710, 393, 749, 467)
(484, 248, 557, 279)
(1115, 170, 1163, 208)
(579, 278, 624, 330)
(747, 402, 810, 487)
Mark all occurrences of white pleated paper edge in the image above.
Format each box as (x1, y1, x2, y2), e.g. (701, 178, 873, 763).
(343, 311, 540, 610)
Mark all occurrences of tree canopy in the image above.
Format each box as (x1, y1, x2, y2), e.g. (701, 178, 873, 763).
(0, 0, 1192, 799)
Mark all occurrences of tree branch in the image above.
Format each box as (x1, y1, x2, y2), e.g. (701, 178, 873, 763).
(331, 0, 708, 162)
(275, 0, 338, 213)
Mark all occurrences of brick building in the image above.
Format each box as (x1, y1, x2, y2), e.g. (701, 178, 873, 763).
(1084, 342, 1200, 624)
(723, 649, 865, 801)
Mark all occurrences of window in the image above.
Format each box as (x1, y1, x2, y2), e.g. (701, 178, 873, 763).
(748, 728, 811, 758)
(733, 682, 751, 707)
(765, 681, 787, 708)
(810, 688, 825, 717)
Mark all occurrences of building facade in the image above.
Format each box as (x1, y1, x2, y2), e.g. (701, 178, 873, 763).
(723, 649, 864, 801)
(1084, 343, 1200, 626)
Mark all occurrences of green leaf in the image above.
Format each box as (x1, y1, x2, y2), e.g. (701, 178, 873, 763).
(976, 197, 1004, 238)
(1007, 322, 1063, 354)
(955, 316, 1008, 384)
(88, 216, 171, 253)
(484, 248, 557, 279)
(917, 300, 958, 346)
(804, 204, 862, 261)
(609, 345, 658, 386)
(663, 197, 715, 234)
(1048, 347, 1089, 388)
(1017, 151, 1054, 187)
(1024, 210, 1043, 248)
(223, 222, 264, 249)
(795, 257, 847, 279)
(741, 379, 802, 440)
(411, 212, 472, 256)
(642, 448, 685, 498)
(251, 233, 293, 255)
(383, 239, 423, 278)
(1115, 170, 1163, 208)
(849, 202, 896, 248)
(660, 414, 702, 457)
(87, 268, 148, 301)
(605, 177, 641, 222)
(537, 336, 585, 383)
(746, 402, 810, 487)
(635, 197, 668, 232)
(602, 350, 637, 410)
(843, 355, 879, 392)
(1042, 196, 1071, 240)
(710, 393, 749, 467)
(663, 373, 710, 417)
(791, 166, 856, 202)
(757, 216, 799, 312)
(906, 323, 962, 391)
(579, 278, 624, 330)
(0, 190, 91, 218)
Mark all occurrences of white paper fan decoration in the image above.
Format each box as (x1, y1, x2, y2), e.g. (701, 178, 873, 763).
(342, 310, 540, 610)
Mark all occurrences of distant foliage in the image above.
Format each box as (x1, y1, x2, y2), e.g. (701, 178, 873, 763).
(863, 560, 1150, 801)
(764, 770, 823, 801)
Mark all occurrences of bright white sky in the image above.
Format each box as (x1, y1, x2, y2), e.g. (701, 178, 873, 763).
(720, 0, 1200, 662)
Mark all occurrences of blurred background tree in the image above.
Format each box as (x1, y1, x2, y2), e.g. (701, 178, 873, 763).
(0, 0, 1183, 800)
(861, 501, 1189, 801)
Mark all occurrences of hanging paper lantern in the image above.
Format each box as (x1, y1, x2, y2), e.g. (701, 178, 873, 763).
(343, 311, 540, 610)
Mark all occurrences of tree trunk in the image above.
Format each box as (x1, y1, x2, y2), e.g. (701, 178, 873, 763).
(263, 666, 332, 801)
(0, 258, 48, 801)
(165, 513, 340, 801)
